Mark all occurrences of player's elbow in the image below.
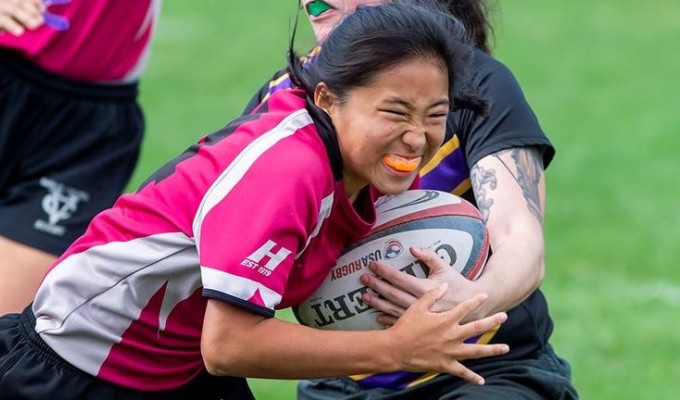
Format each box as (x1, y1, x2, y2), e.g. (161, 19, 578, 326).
(201, 335, 247, 377)
(534, 256, 546, 287)
(202, 299, 266, 377)
(512, 227, 546, 291)
(202, 340, 227, 376)
(524, 233, 546, 290)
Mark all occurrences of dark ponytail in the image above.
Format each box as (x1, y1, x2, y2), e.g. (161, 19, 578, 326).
(437, 0, 496, 54)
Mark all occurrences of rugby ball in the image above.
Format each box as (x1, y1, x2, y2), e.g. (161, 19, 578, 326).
(294, 189, 489, 331)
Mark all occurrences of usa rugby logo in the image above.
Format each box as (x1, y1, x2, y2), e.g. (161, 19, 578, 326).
(384, 239, 403, 260)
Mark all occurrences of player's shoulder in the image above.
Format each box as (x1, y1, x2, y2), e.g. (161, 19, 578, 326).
(212, 89, 312, 142)
(242, 94, 331, 173)
(470, 49, 509, 73)
(469, 49, 522, 90)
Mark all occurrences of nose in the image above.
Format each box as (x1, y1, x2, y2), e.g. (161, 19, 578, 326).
(401, 122, 427, 152)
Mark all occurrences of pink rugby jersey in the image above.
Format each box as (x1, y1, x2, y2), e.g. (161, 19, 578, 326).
(0, 0, 161, 82)
(32, 89, 375, 391)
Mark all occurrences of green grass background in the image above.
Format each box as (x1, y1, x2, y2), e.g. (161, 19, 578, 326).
(133, 1, 680, 398)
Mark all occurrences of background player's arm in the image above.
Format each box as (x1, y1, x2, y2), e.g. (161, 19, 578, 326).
(465, 146, 547, 317)
(200, 293, 509, 384)
(0, 0, 44, 35)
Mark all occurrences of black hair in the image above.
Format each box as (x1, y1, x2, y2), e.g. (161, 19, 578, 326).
(288, 0, 485, 114)
(436, 0, 496, 54)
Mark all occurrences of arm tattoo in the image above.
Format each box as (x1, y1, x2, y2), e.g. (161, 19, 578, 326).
(494, 148, 545, 224)
(470, 164, 497, 223)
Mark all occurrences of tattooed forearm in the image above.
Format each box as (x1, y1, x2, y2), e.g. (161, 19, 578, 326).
(513, 148, 544, 223)
(470, 164, 497, 223)
(493, 148, 545, 224)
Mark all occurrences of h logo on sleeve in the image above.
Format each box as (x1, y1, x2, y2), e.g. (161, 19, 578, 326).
(241, 240, 293, 275)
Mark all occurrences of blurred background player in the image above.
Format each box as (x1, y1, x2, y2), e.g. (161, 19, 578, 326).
(243, 0, 578, 398)
(0, 0, 162, 314)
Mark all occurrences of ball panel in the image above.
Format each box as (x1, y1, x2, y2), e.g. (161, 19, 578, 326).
(373, 203, 484, 234)
(373, 190, 465, 226)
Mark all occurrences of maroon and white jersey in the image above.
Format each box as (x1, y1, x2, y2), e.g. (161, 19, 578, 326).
(32, 89, 375, 391)
(0, 0, 161, 82)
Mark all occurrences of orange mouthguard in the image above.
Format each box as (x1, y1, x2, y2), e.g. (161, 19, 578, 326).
(383, 155, 419, 172)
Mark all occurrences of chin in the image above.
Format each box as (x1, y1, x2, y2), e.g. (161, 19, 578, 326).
(315, 27, 335, 43)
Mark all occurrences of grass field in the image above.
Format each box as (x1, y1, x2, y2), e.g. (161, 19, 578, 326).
(134, 1, 680, 398)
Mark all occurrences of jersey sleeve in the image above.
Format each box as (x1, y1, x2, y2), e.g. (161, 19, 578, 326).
(458, 51, 555, 169)
(196, 133, 330, 318)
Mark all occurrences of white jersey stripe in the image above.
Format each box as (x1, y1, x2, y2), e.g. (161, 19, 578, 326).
(34, 232, 199, 376)
(201, 267, 282, 309)
(124, 0, 164, 82)
(192, 109, 314, 248)
(296, 193, 334, 258)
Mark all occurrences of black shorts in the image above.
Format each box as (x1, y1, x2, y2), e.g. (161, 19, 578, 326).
(0, 49, 144, 255)
(0, 308, 255, 399)
(298, 344, 578, 400)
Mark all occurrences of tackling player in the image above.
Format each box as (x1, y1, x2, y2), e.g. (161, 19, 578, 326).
(243, 1, 579, 399)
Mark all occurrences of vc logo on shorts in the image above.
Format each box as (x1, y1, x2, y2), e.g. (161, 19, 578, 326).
(33, 177, 90, 237)
(241, 240, 293, 277)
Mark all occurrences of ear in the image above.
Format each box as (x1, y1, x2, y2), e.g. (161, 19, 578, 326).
(313, 82, 335, 114)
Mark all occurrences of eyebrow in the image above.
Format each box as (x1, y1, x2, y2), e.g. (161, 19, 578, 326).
(383, 97, 450, 109)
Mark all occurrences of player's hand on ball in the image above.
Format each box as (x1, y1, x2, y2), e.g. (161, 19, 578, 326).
(0, 0, 45, 35)
(361, 246, 481, 325)
(388, 284, 509, 385)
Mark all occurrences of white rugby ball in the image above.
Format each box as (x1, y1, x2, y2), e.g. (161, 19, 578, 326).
(294, 189, 489, 331)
